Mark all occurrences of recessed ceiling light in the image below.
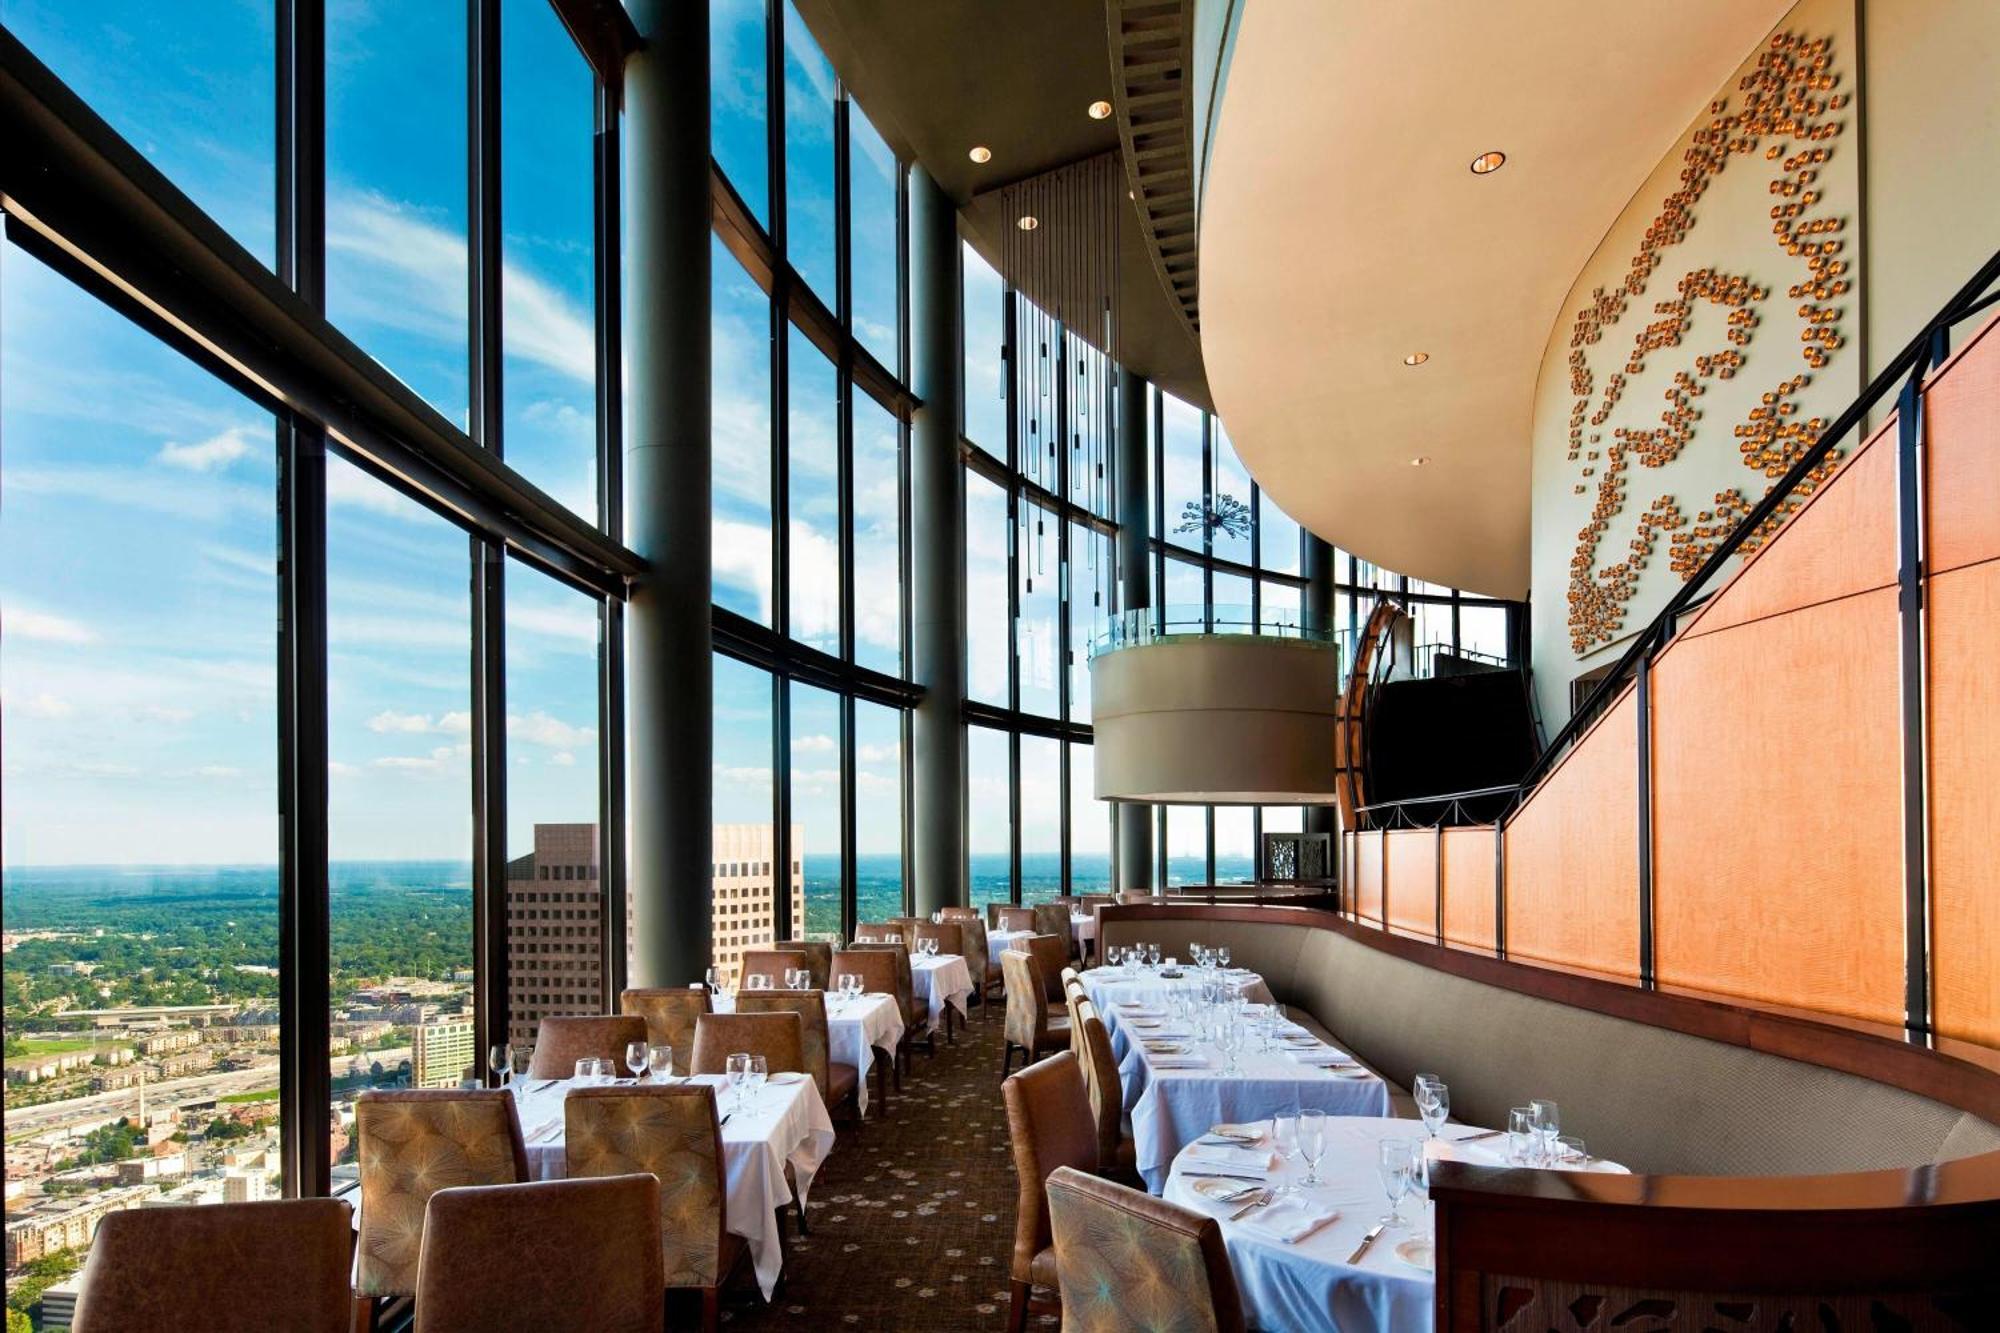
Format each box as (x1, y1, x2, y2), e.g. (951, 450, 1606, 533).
(1017, 215, 1039, 231)
(1470, 150, 1507, 175)
(968, 145, 992, 164)
(1403, 352, 1429, 366)
(1088, 100, 1113, 120)
(1410, 456, 1430, 467)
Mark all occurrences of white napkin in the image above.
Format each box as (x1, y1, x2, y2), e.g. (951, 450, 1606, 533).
(1185, 1141, 1277, 1170)
(1119, 1005, 1166, 1018)
(1237, 1196, 1341, 1245)
(1291, 1048, 1359, 1067)
(1148, 1053, 1209, 1069)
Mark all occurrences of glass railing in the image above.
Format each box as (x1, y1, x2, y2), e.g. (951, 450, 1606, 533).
(1091, 603, 1351, 664)
(1411, 641, 1512, 679)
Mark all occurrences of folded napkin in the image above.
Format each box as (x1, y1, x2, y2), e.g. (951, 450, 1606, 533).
(1149, 1053, 1210, 1069)
(1237, 1196, 1341, 1245)
(1118, 1004, 1166, 1016)
(1206, 1122, 1267, 1144)
(1291, 1048, 1359, 1067)
(1184, 1141, 1277, 1171)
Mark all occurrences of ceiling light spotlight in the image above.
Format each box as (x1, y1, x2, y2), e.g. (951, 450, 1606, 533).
(968, 145, 992, 164)
(1403, 351, 1430, 366)
(1017, 215, 1039, 231)
(1470, 150, 1507, 175)
(1088, 100, 1113, 120)
(1410, 456, 1431, 467)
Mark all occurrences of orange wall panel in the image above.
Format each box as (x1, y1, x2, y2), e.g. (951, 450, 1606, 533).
(1924, 314, 2000, 575)
(1651, 586, 1905, 1025)
(1384, 829, 1436, 938)
(1504, 690, 1640, 979)
(1441, 827, 1497, 953)
(1352, 832, 1384, 924)
(1929, 559, 2000, 1046)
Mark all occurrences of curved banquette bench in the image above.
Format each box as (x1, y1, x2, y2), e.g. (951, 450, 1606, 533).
(1098, 903, 2000, 1318)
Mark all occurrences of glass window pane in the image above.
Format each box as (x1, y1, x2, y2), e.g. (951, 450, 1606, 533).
(1460, 604, 1510, 663)
(1414, 601, 1453, 658)
(968, 726, 1012, 909)
(1214, 808, 1255, 883)
(854, 700, 903, 926)
(787, 327, 840, 652)
(853, 393, 902, 675)
(1068, 332, 1114, 518)
(1261, 580, 1302, 636)
(789, 684, 843, 947)
(712, 656, 780, 978)
(1068, 744, 1110, 894)
(501, 0, 597, 523)
(711, 0, 768, 225)
(1163, 556, 1204, 635)
(966, 472, 1010, 706)
(5, 2, 275, 265)
(781, 0, 837, 306)
(963, 242, 1006, 454)
(326, 0, 468, 421)
(1020, 736, 1061, 906)
(503, 561, 602, 1056)
(1018, 499, 1060, 717)
(1260, 491, 1301, 575)
(1165, 806, 1208, 888)
(1160, 392, 1205, 552)
(2, 252, 282, 1206)
(1261, 806, 1303, 833)
(849, 103, 900, 371)
(1213, 570, 1252, 634)
(1069, 522, 1109, 723)
(1211, 427, 1252, 567)
(326, 454, 472, 1147)
(713, 242, 774, 624)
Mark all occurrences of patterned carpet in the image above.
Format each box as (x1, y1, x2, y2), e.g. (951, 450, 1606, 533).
(718, 1000, 1050, 1331)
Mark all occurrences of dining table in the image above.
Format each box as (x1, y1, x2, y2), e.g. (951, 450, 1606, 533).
(714, 988, 904, 1114)
(511, 1070, 836, 1299)
(1160, 1115, 1629, 1332)
(909, 951, 974, 1031)
(987, 927, 1035, 966)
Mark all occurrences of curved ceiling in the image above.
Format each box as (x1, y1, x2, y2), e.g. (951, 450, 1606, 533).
(1199, 0, 1791, 598)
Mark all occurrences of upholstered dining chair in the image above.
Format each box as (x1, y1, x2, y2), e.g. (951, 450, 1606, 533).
(1031, 901, 1072, 956)
(847, 940, 931, 1067)
(1045, 1166, 1247, 1333)
(563, 1084, 749, 1330)
(773, 938, 833, 990)
(948, 913, 997, 1013)
(413, 1175, 665, 1333)
(995, 905, 1036, 933)
(689, 1010, 806, 1085)
(1001, 948, 1072, 1076)
(739, 947, 809, 988)
(940, 905, 980, 922)
(1069, 998, 1139, 1182)
(830, 947, 904, 1103)
(354, 1089, 530, 1316)
(621, 987, 710, 1076)
(912, 921, 967, 1040)
(737, 989, 859, 1117)
(854, 919, 907, 943)
(1000, 1051, 1101, 1333)
(527, 1014, 651, 1079)
(73, 1198, 354, 1333)
(1114, 891, 1154, 905)
(1017, 933, 1071, 1008)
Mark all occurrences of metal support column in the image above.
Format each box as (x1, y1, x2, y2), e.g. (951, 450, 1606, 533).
(1114, 369, 1155, 893)
(1302, 533, 1340, 850)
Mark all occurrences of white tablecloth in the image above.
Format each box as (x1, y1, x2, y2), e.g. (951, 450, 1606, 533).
(512, 1072, 836, 1299)
(1080, 966, 1275, 1016)
(1071, 912, 1097, 943)
(910, 953, 974, 1029)
(1162, 1118, 1628, 1333)
(715, 991, 904, 1114)
(988, 928, 1034, 965)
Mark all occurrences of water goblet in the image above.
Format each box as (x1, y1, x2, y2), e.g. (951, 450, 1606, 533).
(1506, 1106, 1536, 1165)
(1147, 943, 1162, 969)
(1271, 1111, 1302, 1195)
(1298, 1109, 1328, 1188)
(746, 1054, 768, 1109)
(704, 966, 722, 995)
(1415, 1075, 1450, 1143)
(725, 1052, 750, 1112)
(1377, 1138, 1419, 1229)
(487, 1044, 514, 1088)
(1216, 946, 1231, 970)
(1556, 1135, 1589, 1169)
(1530, 1099, 1561, 1165)
(574, 1056, 597, 1084)
(626, 1039, 650, 1082)
(646, 1043, 674, 1084)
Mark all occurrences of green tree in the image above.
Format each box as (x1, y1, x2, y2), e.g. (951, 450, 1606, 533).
(8, 1305, 35, 1333)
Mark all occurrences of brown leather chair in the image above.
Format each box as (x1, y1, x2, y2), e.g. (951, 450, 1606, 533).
(1001, 1051, 1101, 1333)
(950, 913, 997, 1012)
(413, 1175, 664, 1333)
(1070, 997, 1139, 1182)
(737, 989, 860, 1116)
(854, 920, 907, 943)
(563, 1084, 749, 1331)
(830, 948, 904, 1104)
(1001, 948, 1072, 1076)
(528, 1014, 650, 1079)
(995, 905, 1036, 933)
(1115, 891, 1154, 905)
(940, 906, 980, 922)
(689, 1010, 806, 1085)
(847, 940, 931, 1068)
(72, 1198, 354, 1333)
(1031, 901, 1072, 953)
(1017, 932, 1070, 1007)
(739, 948, 809, 988)
(621, 987, 710, 1076)
(1046, 1165, 1247, 1333)
(773, 938, 833, 990)
(355, 1089, 530, 1304)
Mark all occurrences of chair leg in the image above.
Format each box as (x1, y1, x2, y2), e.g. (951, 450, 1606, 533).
(795, 1196, 810, 1236)
(1007, 1279, 1032, 1333)
(702, 1286, 721, 1333)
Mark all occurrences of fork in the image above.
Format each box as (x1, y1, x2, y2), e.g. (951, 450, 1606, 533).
(1228, 1189, 1275, 1221)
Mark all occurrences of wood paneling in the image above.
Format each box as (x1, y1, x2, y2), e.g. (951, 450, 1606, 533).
(1924, 312, 2000, 575)
(1353, 832, 1384, 924)
(1441, 827, 1497, 953)
(1652, 586, 1905, 1025)
(1930, 559, 2000, 1047)
(1503, 690, 1640, 979)
(1384, 829, 1437, 938)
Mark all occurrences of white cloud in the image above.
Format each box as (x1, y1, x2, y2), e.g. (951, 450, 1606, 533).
(10, 692, 75, 720)
(7, 605, 97, 645)
(792, 733, 836, 754)
(856, 742, 898, 766)
(508, 710, 595, 750)
(328, 761, 362, 779)
(549, 751, 577, 768)
(138, 706, 196, 725)
(367, 709, 472, 736)
(194, 765, 243, 779)
(369, 744, 470, 774)
(157, 425, 258, 472)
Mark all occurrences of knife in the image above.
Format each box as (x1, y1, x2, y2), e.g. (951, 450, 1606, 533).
(1454, 1128, 1505, 1143)
(1346, 1222, 1386, 1264)
(1181, 1170, 1265, 1183)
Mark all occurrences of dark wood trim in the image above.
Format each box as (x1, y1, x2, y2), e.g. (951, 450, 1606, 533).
(547, 0, 641, 97)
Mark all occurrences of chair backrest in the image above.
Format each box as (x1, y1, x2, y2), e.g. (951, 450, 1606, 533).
(829, 948, 898, 1006)
(847, 941, 920, 1030)
(912, 921, 964, 959)
(1079, 894, 1115, 912)
(995, 905, 1036, 933)
(855, 920, 906, 943)
(773, 939, 833, 990)
(940, 906, 980, 922)
(1046, 1165, 1246, 1333)
(1115, 891, 1154, 905)
(1001, 1052, 1101, 1284)
(739, 948, 809, 988)
(1074, 1000, 1125, 1164)
(1001, 948, 1054, 1055)
(414, 1175, 664, 1333)
(1020, 933, 1069, 1004)
(73, 1198, 354, 1333)
(1031, 901, 1070, 943)
(689, 1010, 805, 1080)
(563, 1084, 727, 1290)
(355, 1089, 529, 1298)
(1060, 965, 1082, 990)
(619, 987, 710, 1076)
(735, 990, 832, 1098)
(953, 915, 992, 990)
(528, 1014, 650, 1079)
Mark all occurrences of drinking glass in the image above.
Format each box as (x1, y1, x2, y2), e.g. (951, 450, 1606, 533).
(1415, 1075, 1449, 1141)
(1298, 1109, 1328, 1188)
(746, 1054, 768, 1109)
(626, 1040, 650, 1081)
(1216, 946, 1231, 969)
(704, 966, 722, 995)
(725, 1052, 750, 1112)
(1530, 1099, 1560, 1165)
(1271, 1112, 1301, 1195)
(1556, 1135, 1589, 1169)
(1215, 1015, 1240, 1075)
(575, 1057, 598, 1083)
(647, 1044, 674, 1083)
(1146, 943, 1162, 969)
(1506, 1106, 1536, 1165)
(488, 1044, 514, 1088)
(1377, 1139, 1419, 1228)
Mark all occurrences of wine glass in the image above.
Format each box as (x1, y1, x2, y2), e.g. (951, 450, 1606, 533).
(1298, 1109, 1328, 1188)
(626, 1039, 650, 1082)
(1146, 942, 1162, 969)
(1106, 944, 1122, 971)
(1530, 1099, 1560, 1166)
(1271, 1111, 1301, 1195)
(574, 1056, 597, 1084)
(746, 1054, 768, 1108)
(1377, 1139, 1419, 1229)
(1415, 1075, 1449, 1142)
(647, 1043, 674, 1083)
(704, 966, 722, 995)
(487, 1044, 514, 1088)
(725, 1052, 750, 1112)
(1216, 946, 1231, 970)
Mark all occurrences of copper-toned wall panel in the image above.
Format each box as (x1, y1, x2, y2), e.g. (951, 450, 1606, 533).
(1504, 690, 1640, 979)
(1441, 827, 1498, 953)
(1930, 559, 2000, 1047)
(1353, 832, 1385, 925)
(1652, 587, 1904, 1024)
(1924, 313, 2000, 576)
(1384, 829, 1436, 938)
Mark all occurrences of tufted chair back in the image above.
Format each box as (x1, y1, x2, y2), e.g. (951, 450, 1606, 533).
(528, 1014, 650, 1079)
(355, 1089, 529, 1298)
(1001, 1052, 1101, 1290)
(620, 988, 710, 1076)
(773, 939, 833, 990)
(563, 1084, 727, 1289)
(689, 1011, 805, 1081)
(1046, 1166, 1246, 1333)
(735, 990, 832, 1100)
(74, 1198, 354, 1333)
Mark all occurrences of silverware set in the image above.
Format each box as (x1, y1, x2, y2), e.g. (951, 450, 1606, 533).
(1227, 1189, 1275, 1221)
(1346, 1221, 1386, 1264)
